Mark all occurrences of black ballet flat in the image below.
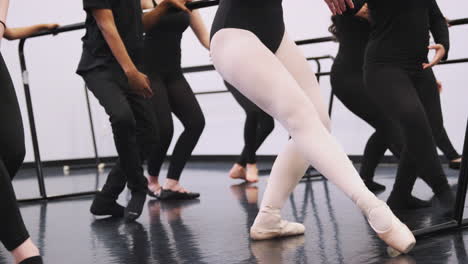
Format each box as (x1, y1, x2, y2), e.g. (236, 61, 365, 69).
(90, 194, 125, 217)
(387, 194, 431, 211)
(449, 159, 462, 170)
(158, 188, 200, 201)
(364, 180, 386, 193)
(147, 187, 161, 199)
(19, 256, 43, 264)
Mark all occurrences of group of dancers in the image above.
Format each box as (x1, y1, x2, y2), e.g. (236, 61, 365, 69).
(0, 0, 463, 263)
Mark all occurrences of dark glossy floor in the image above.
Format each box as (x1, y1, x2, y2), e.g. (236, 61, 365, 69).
(1, 161, 467, 264)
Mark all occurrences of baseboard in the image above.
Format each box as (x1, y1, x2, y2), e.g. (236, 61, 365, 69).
(21, 154, 449, 169)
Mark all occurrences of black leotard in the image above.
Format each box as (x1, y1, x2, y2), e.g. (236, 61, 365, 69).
(144, 0, 191, 72)
(210, 0, 285, 52)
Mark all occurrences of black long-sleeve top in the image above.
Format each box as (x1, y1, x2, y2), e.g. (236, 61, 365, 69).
(348, 0, 449, 71)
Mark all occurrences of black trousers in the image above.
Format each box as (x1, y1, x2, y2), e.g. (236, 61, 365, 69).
(146, 70, 205, 181)
(364, 65, 450, 196)
(225, 81, 274, 166)
(0, 53, 30, 251)
(363, 68, 459, 175)
(81, 63, 158, 200)
(331, 65, 403, 181)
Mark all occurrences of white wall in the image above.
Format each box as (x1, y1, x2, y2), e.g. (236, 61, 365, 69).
(2, 0, 467, 162)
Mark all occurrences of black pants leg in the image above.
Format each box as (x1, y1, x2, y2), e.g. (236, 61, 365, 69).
(82, 64, 158, 199)
(147, 71, 205, 181)
(0, 53, 30, 251)
(331, 68, 403, 181)
(225, 81, 274, 167)
(416, 68, 460, 160)
(364, 65, 449, 197)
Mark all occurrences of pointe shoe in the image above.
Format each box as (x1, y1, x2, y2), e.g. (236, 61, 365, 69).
(246, 166, 259, 183)
(363, 202, 416, 255)
(250, 207, 305, 240)
(229, 164, 247, 180)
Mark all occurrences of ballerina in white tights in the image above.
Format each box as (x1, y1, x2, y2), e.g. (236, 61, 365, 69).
(210, 0, 416, 255)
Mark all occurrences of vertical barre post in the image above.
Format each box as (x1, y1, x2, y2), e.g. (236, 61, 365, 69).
(454, 120, 468, 225)
(18, 39, 47, 198)
(84, 84, 100, 169)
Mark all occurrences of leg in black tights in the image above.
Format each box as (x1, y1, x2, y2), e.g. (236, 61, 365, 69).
(147, 71, 205, 183)
(359, 68, 460, 185)
(225, 82, 274, 182)
(0, 53, 32, 254)
(331, 67, 403, 192)
(365, 65, 452, 209)
(237, 112, 275, 167)
(226, 82, 275, 166)
(82, 64, 158, 221)
(416, 69, 460, 161)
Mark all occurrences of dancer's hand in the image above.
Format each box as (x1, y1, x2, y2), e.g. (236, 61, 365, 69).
(324, 0, 354, 15)
(126, 69, 153, 98)
(355, 4, 370, 20)
(436, 80, 443, 93)
(423, 44, 446, 69)
(45, 23, 60, 30)
(160, 0, 191, 13)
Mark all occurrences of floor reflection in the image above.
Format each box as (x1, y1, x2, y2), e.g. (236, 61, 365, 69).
(0, 162, 466, 264)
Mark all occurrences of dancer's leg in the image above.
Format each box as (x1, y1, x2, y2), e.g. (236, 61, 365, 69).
(227, 81, 275, 181)
(83, 64, 156, 221)
(0, 52, 41, 263)
(147, 74, 173, 194)
(416, 69, 460, 161)
(365, 66, 451, 208)
(211, 30, 415, 252)
(165, 72, 205, 183)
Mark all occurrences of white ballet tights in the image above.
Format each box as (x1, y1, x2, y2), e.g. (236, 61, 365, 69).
(211, 29, 392, 233)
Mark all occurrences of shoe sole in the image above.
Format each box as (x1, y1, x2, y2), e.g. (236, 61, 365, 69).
(387, 241, 416, 258)
(250, 230, 305, 241)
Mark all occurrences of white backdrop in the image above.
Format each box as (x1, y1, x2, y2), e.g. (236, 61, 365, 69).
(2, 1, 467, 162)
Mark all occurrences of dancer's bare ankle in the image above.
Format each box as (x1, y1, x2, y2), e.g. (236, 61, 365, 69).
(12, 238, 40, 264)
(148, 176, 161, 193)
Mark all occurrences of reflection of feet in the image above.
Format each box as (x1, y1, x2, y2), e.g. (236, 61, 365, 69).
(229, 163, 247, 180)
(147, 200, 162, 218)
(90, 194, 125, 218)
(387, 194, 431, 211)
(160, 200, 201, 222)
(124, 191, 147, 222)
(230, 183, 258, 203)
(384, 255, 417, 264)
(250, 236, 305, 264)
(449, 158, 462, 170)
(245, 186, 258, 204)
(230, 182, 249, 200)
(246, 164, 259, 183)
(250, 206, 305, 240)
(364, 180, 386, 193)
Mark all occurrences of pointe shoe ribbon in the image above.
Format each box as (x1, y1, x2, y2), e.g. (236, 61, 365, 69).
(250, 207, 305, 240)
